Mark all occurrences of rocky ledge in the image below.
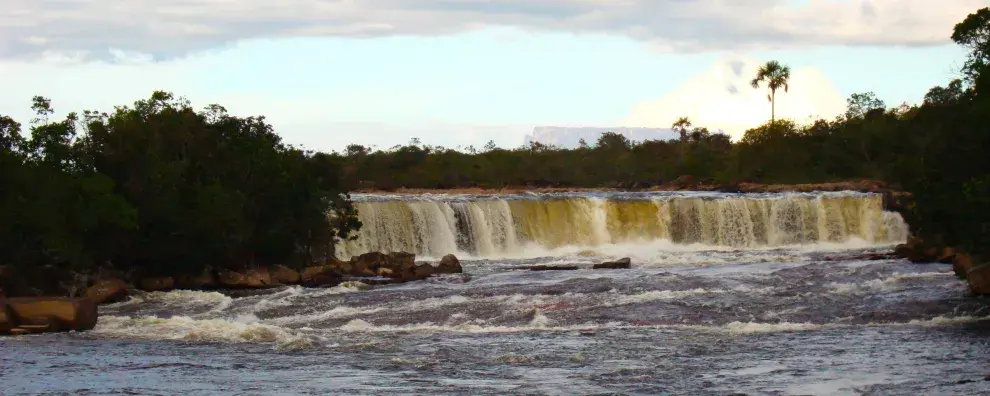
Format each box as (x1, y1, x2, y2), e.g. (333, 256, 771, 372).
(0, 252, 464, 336)
(893, 237, 990, 295)
(1, 297, 97, 336)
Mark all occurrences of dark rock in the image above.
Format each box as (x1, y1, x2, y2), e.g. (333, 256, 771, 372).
(414, 263, 437, 278)
(244, 268, 273, 288)
(935, 246, 957, 264)
(437, 254, 462, 274)
(176, 269, 216, 289)
(139, 277, 175, 292)
(967, 263, 990, 295)
(4, 297, 98, 332)
(217, 269, 247, 288)
(671, 175, 696, 188)
(271, 266, 301, 285)
(893, 243, 912, 259)
(85, 278, 129, 304)
(351, 252, 389, 276)
(953, 253, 976, 279)
(0, 303, 11, 333)
(215, 268, 274, 289)
(300, 265, 343, 287)
(594, 257, 631, 269)
(387, 252, 416, 269)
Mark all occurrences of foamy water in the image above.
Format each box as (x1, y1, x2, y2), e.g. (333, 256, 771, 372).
(3, 192, 989, 395)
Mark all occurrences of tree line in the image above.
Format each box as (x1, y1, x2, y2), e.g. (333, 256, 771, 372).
(335, 8, 990, 257)
(1, 7, 988, 282)
(0, 93, 361, 280)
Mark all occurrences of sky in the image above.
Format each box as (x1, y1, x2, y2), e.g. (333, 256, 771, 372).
(0, 0, 981, 151)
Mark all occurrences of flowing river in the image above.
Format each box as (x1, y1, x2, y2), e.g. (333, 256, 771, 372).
(3, 192, 990, 395)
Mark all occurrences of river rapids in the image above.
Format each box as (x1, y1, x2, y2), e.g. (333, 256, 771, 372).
(3, 192, 989, 395)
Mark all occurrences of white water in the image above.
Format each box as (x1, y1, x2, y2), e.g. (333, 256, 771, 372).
(337, 192, 909, 259)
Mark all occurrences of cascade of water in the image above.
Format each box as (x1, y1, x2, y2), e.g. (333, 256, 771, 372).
(335, 193, 909, 259)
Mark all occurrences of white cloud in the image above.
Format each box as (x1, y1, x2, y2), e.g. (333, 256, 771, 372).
(625, 57, 847, 140)
(1, 0, 984, 60)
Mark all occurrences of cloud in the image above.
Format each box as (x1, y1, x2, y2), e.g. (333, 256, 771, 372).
(2, 0, 984, 60)
(625, 57, 847, 140)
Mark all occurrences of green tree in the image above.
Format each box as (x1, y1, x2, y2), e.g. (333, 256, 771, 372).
(750, 60, 792, 124)
(672, 117, 692, 141)
(845, 92, 886, 119)
(952, 7, 990, 82)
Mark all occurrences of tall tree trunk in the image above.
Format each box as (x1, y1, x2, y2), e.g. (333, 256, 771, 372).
(771, 89, 776, 124)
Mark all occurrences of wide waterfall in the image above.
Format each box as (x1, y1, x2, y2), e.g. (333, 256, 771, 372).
(336, 192, 909, 259)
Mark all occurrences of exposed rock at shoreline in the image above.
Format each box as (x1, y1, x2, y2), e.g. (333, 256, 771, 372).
(140, 277, 175, 292)
(85, 279, 129, 305)
(891, 237, 989, 296)
(1, 297, 98, 335)
(176, 270, 217, 290)
(968, 264, 990, 295)
(301, 264, 344, 287)
(594, 257, 631, 269)
(272, 265, 301, 284)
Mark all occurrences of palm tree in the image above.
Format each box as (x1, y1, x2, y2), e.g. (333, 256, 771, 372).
(750, 60, 791, 124)
(671, 116, 692, 141)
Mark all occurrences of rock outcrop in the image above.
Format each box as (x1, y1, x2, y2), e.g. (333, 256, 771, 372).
(594, 257, 631, 269)
(244, 268, 273, 288)
(176, 270, 216, 289)
(85, 279, 129, 304)
(2, 297, 98, 334)
(437, 254, 463, 274)
(892, 238, 990, 296)
(139, 277, 175, 292)
(272, 266, 301, 285)
(217, 268, 275, 289)
(0, 303, 12, 333)
(954, 253, 976, 279)
(892, 237, 957, 263)
(300, 265, 343, 287)
(967, 264, 990, 295)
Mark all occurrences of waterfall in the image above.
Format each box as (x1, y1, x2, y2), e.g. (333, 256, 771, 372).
(336, 192, 909, 259)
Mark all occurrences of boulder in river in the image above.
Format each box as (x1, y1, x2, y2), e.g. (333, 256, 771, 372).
(85, 278, 129, 304)
(3, 297, 98, 333)
(244, 268, 273, 288)
(953, 253, 976, 279)
(594, 257, 631, 269)
(176, 269, 216, 289)
(437, 254, 462, 274)
(300, 265, 343, 287)
(217, 268, 275, 289)
(350, 252, 389, 276)
(217, 269, 247, 288)
(414, 263, 437, 278)
(271, 265, 301, 285)
(967, 263, 990, 295)
(139, 277, 175, 292)
(0, 303, 12, 333)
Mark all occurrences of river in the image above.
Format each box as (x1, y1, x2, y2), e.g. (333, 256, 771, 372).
(2, 191, 989, 395)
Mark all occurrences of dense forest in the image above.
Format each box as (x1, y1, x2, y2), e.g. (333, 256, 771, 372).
(1, 7, 988, 282)
(0, 93, 362, 281)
